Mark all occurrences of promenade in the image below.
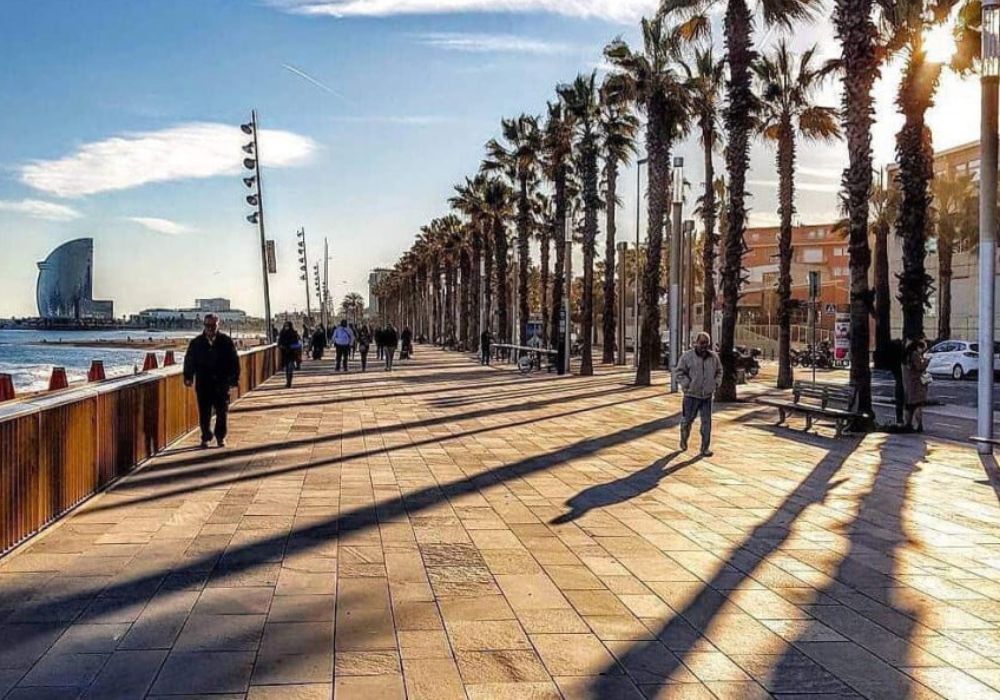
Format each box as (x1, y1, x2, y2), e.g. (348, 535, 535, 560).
(2, 348, 1000, 699)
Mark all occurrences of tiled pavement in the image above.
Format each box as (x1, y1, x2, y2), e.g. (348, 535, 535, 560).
(3, 348, 1000, 699)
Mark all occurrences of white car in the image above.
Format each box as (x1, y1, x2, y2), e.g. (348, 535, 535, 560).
(925, 340, 1000, 380)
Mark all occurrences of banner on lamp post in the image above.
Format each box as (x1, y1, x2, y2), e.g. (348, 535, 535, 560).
(265, 240, 277, 274)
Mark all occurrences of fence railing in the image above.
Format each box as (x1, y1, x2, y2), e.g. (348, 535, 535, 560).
(0, 345, 278, 557)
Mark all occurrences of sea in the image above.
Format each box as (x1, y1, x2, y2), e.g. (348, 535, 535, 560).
(0, 329, 196, 393)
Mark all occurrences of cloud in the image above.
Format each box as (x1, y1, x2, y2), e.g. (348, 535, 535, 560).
(747, 179, 842, 194)
(0, 199, 82, 221)
(331, 114, 456, 125)
(21, 123, 317, 198)
(126, 217, 192, 235)
(416, 32, 579, 54)
(272, 0, 657, 22)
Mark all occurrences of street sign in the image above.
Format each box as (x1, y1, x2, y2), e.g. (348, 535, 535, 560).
(265, 240, 277, 274)
(825, 303, 836, 314)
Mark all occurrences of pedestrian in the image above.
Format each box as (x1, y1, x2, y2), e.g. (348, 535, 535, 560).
(383, 323, 399, 371)
(902, 338, 930, 432)
(358, 324, 372, 372)
(183, 313, 241, 448)
(887, 338, 906, 426)
(277, 321, 301, 388)
(375, 325, 385, 360)
(401, 326, 413, 360)
(349, 323, 358, 358)
(332, 319, 354, 372)
(675, 331, 722, 457)
(311, 325, 327, 361)
(480, 329, 492, 365)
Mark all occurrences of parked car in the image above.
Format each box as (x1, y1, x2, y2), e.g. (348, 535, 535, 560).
(925, 340, 1000, 380)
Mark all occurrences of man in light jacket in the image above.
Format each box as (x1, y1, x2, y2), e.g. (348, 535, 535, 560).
(332, 320, 355, 372)
(674, 331, 722, 457)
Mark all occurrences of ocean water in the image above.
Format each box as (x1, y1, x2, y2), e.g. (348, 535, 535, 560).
(0, 329, 194, 393)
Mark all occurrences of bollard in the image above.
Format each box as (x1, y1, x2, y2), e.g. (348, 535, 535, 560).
(0, 373, 14, 402)
(163, 350, 176, 366)
(49, 367, 69, 391)
(87, 360, 106, 382)
(141, 352, 158, 372)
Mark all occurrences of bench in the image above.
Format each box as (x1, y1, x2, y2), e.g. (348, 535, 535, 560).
(756, 381, 863, 438)
(970, 436, 1000, 450)
(491, 343, 559, 372)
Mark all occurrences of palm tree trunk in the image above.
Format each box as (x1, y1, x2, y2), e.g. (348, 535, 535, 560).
(938, 234, 952, 341)
(460, 247, 471, 350)
(540, 227, 551, 346)
(431, 262, 442, 345)
(469, 227, 482, 349)
(602, 160, 619, 364)
(483, 227, 494, 336)
(494, 220, 509, 343)
(637, 97, 669, 387)
(718, 0, 753, 402)
(445, 263, 456, 345)
(701, 122, 717, 334)
(550, 166, 567, 349)
(776, 119, 795, 390)
(518, 175, 531, 346)
(873, 220, 892, 365)
(836, 0, 878, 417)
(581, 137, 600, 377)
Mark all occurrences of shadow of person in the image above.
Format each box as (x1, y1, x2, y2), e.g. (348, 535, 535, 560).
(551, 451, 700, 524)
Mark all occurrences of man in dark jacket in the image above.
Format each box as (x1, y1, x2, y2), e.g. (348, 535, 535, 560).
(183, 314, 241, 448)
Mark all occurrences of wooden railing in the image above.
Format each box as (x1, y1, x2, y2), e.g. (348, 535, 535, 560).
(0, 345, 278, 557)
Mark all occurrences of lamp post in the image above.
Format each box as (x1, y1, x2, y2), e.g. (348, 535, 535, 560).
(296, 228, 311, 321)
(617, 240, 628, 365)
(684, 219, 696, 350)
(635, 157, 648, 367)
(479, 256, 486, 347)
(979, 0, 1000, 452)
(241, 111, 273, 342)
(669, 157, 684, 393)
(564, 213, 573, 375)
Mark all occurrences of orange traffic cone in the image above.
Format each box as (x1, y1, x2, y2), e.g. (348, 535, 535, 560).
(0, 373, 14, 402)
(48, 367, 68, 391)
(141, 352, 158, 372)
(163, 350, 176, 366)
(87, 360, 106, 382)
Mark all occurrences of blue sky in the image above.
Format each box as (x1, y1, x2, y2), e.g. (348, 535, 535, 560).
(0, 0, 978, 318)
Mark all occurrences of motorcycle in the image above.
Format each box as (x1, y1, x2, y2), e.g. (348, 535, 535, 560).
(733, 345, 761, 379)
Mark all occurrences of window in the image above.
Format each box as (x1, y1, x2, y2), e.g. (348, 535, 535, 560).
(800, 248, 823, 264)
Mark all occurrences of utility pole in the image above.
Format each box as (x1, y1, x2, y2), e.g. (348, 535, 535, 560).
(242, 110, 273, 342)
(297, 228, 311, 320)
(617, 240, 627, 365)
(978, 0, 1000, 451)
(323, 237, 331, 331)
(564, 215, 573, 375)
(635, 157, 647, 367)
(669, 157, 684, 393)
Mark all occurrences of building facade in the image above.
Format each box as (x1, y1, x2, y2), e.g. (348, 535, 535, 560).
(131, 298, 247, 328)
(36, 238, 114, 319)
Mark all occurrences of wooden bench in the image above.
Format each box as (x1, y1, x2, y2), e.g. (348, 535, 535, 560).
(970, 436, 1000, 450)
(491, 343, 559, 372)
(757, 381, 862, 438)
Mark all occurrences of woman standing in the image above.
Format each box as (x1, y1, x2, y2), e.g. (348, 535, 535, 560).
(358, 324, 372, 372)
(277, 321, 302, 388)
(383, 323, 399, 371)
(902, 338, 930, 432)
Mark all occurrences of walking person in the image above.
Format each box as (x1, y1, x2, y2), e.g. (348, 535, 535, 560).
(887, 338, 906, 427)
(375, 326, 385, 360)
(401, 326, 413, 360)
(357, 324, 372, 372)
(383, 323, 399, 371)
(902, 338, 930, 432)
(311, 325, 327, 361)
(332, 320, 354, 372)
(480, 329, 492, 365)
(183, 314, 241, 448)
(277, 321, 301, 388)
(675, 331, 722, 457)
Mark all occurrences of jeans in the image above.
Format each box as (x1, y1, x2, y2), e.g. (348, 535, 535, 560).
(481, 348, 490, 365)
(360, 349, 369, 371)
(196, 385, 230, 443)
(385, 348, 396, 370)
(681, 395, 713, 452)
(335, 344, 350, 371)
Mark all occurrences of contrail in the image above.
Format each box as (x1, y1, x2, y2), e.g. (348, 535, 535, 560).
(282, 64, 353, 103)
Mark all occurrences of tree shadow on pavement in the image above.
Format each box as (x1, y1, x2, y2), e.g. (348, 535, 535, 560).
(550, 451, 701, 524)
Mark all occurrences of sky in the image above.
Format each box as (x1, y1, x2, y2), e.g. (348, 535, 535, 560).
(0, 0, 982, 318)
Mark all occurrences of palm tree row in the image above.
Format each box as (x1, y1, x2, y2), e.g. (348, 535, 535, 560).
(374, 0, 973, 422)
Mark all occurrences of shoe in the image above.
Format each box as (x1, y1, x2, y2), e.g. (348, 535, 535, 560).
(199, 440, 211, 449)
(217, 438, 227, 448)
(700, 449, 713, 457)
(679, 425, 690, 452)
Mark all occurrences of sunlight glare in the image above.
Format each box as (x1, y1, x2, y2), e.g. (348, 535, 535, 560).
(924, 23, 956, 64)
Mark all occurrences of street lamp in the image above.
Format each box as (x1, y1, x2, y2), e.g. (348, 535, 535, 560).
(297, 228, 311, 320)
(978, 0, 1000, 452)
(564, 212, 573, 375)
(669, 157, 684, 393)
(635, 157, 648, 367)
(242, 111, 273, 343)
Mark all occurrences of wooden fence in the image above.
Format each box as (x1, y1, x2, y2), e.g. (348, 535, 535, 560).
(0, 345, 278, 557)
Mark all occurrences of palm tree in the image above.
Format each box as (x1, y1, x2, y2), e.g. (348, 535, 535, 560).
(485, 115, 543, 346)
(560, 73, 603, 376)
(605, 15, 690, 386)
(532, 191, 554, 345)
(870, 175, 901, 363)
(482, 178, 514, 342)
(599, 74, 640, 364)
(542, 100, 575, 349)
(683, 46, 726, 335)
(931, 171, 977, 340)
(694, 175, 729, 332)
(754, 41, 840, 389)
(340, 292, 365, 324)
(665, 0, 819, 401)
(450, 174, 489, 348)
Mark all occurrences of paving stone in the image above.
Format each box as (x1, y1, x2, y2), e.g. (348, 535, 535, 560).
(80, 649, 167, 699)
(150, 650, 255, 695)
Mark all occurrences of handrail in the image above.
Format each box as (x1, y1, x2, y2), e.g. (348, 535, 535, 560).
(491, 343, 558, 356)
(0, 344, 278, 557)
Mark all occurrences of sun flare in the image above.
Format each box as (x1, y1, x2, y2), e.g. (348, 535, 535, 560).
(924, 23, 956, 64)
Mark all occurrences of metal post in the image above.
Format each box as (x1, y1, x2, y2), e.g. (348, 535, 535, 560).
(323, 238, 330, 332)
(479, 257, 486, 345)
(250, 110, 273, 342)
(669, 158, 683, 393)
(565, 218, 573, 375)
(299, 228, 312, 320)
(635, 157, 647, 367)
(685, 221, 696, 348)
(979, 0, 999, 451)
(617, 240, 627, 364)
